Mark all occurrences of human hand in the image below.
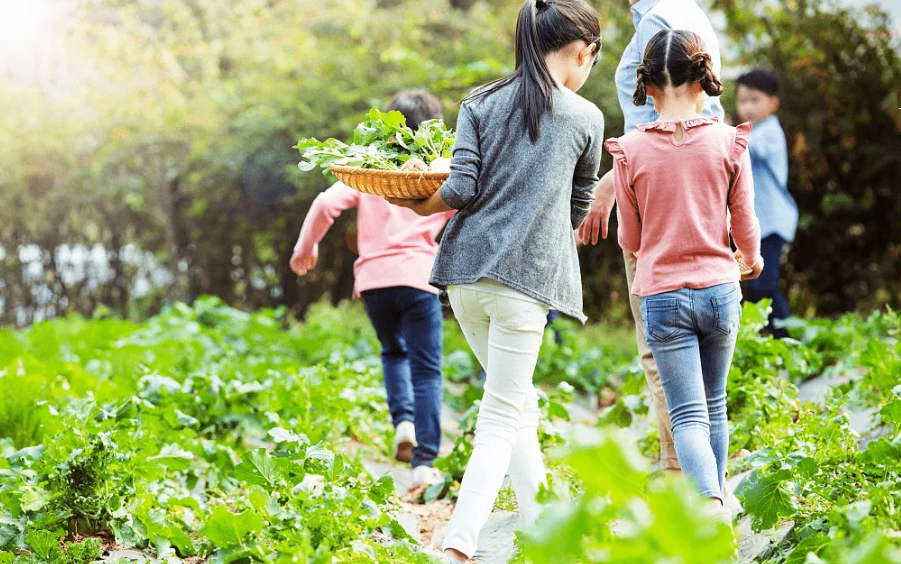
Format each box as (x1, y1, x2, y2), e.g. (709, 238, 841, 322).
(290, 246, 319, 276)
(736, 252, 764, 281)
(386, 197, 428, 215)
(577, 172, 615, 245)
(386, 191, 453, 217)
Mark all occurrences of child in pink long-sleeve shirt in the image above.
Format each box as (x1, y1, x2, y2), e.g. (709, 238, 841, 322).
(290, 91, 453, 488)
(605, 30, 763, 529)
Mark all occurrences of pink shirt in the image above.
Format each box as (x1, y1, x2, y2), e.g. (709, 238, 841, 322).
(606, 118, 761, 297)
(293, 182, 453, 297)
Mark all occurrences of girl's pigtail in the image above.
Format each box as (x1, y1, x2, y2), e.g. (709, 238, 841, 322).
(691, 51, 723, 97)
(633, 61, 651, 106)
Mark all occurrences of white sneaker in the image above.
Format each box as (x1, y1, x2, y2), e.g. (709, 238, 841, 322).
(709, 503, 735, 531)
(412, 465, 444, 487)
(393, 421, 417, 463)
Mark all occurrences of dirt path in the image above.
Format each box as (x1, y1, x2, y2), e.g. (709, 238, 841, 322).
(366, 391, 801, 564)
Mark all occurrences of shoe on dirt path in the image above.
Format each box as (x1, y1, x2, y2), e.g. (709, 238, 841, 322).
(393, 421, 417, 463)
(412, 465, 443, 487)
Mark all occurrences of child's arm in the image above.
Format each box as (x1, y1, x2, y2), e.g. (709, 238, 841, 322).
(729, 126, 763, 269)
(435, 103, 481, 210)
(604, 139, 641, 254)
(748, 121, 789, 188)
(290, 183, 360, 275)
(571, 113, 604, 229)
(387, 190, 453, 217)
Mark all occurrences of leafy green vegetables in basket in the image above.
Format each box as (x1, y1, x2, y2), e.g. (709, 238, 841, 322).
(295, 108, 455, 174)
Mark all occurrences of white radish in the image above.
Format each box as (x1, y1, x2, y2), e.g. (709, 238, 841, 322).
(428, 157, 451, 173)
(401, 159, 428, 172)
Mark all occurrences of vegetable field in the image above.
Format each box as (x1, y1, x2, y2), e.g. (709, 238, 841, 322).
(0, 298, 899, 564)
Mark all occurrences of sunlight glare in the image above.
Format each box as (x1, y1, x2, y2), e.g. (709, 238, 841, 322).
(0, 0, 57, 70)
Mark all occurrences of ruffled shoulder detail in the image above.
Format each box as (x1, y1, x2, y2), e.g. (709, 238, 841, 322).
(604, 138, 627, 164)
(732, 122, 752, 164)
(636, 116, 720, 133)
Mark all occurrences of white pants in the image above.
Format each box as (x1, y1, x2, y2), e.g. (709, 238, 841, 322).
(442, 282, 550, 557)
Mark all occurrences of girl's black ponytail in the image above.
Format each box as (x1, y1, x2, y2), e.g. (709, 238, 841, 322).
(465, 0, 601, 142)
(515, 0, 558, 142)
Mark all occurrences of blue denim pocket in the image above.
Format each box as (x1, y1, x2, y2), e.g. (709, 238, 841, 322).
(712, 289, 741, 335)
(642, 297, 680, 343)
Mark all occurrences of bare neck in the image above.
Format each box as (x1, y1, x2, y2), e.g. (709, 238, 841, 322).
(655, 94, 704, 122)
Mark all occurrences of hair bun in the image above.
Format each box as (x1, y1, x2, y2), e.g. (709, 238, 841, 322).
(636, 61, 652, 79)
(690, 50, 724, 98)
(690, 51, 712, 67)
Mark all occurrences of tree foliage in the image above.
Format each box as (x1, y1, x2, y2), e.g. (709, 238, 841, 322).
(0, 0, 898, 323)
(714, 0, 901, 315)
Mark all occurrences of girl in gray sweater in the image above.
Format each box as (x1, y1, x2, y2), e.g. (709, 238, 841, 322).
(389, 0, 605, 560)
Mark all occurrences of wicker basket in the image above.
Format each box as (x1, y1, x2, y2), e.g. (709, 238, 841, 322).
(736, 255, 755, 281)
(330, 164, 448, 200)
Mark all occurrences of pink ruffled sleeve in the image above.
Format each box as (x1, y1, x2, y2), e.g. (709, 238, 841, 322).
(604, 138, 642, 255)
(728, 123, 762, 266)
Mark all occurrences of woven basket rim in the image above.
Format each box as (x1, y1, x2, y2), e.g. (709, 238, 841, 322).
(329, 163, 450, 179)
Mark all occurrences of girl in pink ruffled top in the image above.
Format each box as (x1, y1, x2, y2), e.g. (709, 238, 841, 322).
(604, 29, 763, 528)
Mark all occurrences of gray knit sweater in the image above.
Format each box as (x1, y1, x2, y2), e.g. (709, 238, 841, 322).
(430, 78, 605, 322)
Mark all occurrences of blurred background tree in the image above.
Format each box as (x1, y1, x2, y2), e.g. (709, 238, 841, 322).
(714, 0, 901, 316)
(0, 0, 897, 325)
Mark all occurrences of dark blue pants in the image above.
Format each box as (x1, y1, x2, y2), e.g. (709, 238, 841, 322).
(746, 235, 791, 338)
(362, 287, 443, 467)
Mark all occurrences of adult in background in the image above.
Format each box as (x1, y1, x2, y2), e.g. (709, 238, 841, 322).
(577, 0, 724, 476)
(290, 90, 453, 488)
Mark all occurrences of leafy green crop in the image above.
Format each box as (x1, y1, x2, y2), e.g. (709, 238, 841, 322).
(295, 108, 454, 173)
(1, 298, 900, 563)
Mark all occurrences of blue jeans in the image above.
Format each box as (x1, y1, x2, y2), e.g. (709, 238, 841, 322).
(362, 287, 443, 467)
(640, 282, 741, 499)
(746, 235, 790, 338)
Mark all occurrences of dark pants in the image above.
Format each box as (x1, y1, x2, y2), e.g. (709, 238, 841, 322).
(746, 235, 791, 338)
(361, 287, 443, 467)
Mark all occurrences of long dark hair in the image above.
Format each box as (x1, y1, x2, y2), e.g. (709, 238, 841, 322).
(633, 29, 723, 107)
(467, 0, 601, 142)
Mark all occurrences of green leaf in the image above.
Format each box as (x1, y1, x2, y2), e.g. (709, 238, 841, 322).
(209, 544, 254, 564)
(200, 507, 265, 549)
(268, 427, 302, 444)
(65, 538, 102, 564)
(785, 533, 830, 564)
(175, 409, 200, 428)
(563, 433, 648, 502)
(0, 551, 13, 564)
(796, 457, 819, 479)
(880, 400, 901, 424)
(546, 401, 570, 421)
(25, 529, 62, 560)
(598, 399, 633, 428)
(735, 468, 798, 531)
(423, 475, 450, 503)
(382, 519, 417, 543)
(368, 473, 395, 505)
(148, 443, 194, 470)
(861, 437, 898, 464)
(20, 486, 49, 512)
(235, 449, 286, 487)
